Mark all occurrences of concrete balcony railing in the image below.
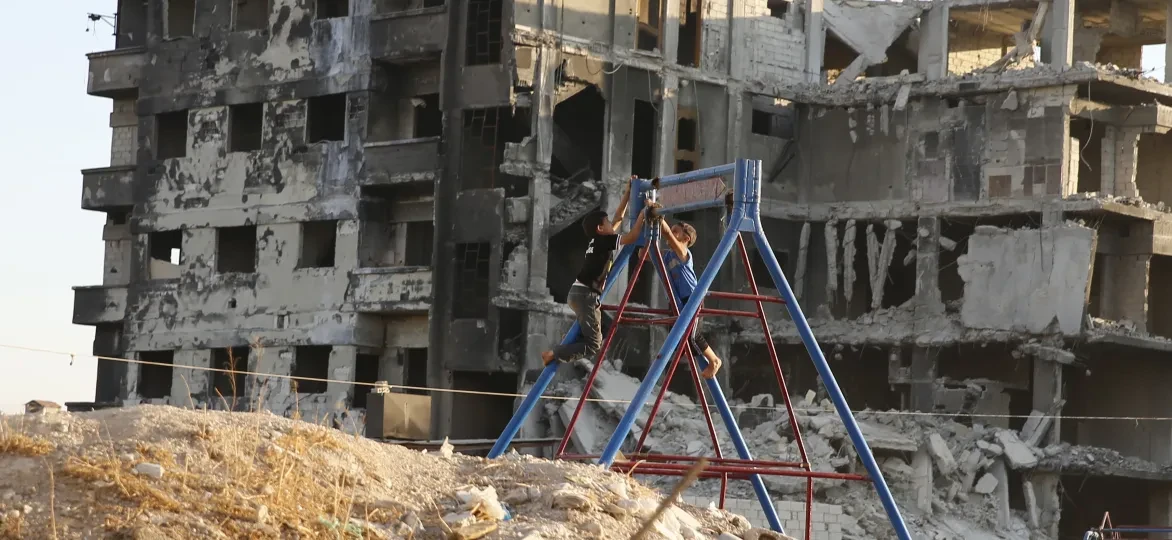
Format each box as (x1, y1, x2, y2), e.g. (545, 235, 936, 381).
(346, 267, 432, 313)
(86, 47, 146, 98)
(81, 165, 135, 211)
(73, 285, 128, 325)
(363, 138, 441, 185)
(370, 7, 447, 62)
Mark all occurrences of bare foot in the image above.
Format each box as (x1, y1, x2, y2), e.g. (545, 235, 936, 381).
(701, 355, 722, 379)
(541, 351, 556, 366)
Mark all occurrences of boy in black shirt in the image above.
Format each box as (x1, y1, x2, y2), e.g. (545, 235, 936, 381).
(542, 179, 650, 365)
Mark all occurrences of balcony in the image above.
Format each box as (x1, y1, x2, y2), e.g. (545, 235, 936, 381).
(347, 267, 432, 313)
(364, 138, 441, 185)
(73, 285, 128, 325)
(370, 7, 447, 63)
(81, 165, 135, 211)
(86, 47, 146, 98)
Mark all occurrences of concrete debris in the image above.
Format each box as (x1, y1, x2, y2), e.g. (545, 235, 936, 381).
(133, 462, 165, 480)
(995, 431, 1039, 470)
(927, 433, 958, 475)
(973, 474, 998, 495)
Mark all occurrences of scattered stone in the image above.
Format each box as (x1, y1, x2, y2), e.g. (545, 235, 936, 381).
(603, 502, 629, 518)
(926, 433, 957, 475)
(21, 505, 32, 515)
(976, 440, 1004, 456)
(550, 489, 591, 510)
(974, 473, 998, 494)
(995, 430, 1039, 469)
(133, 462, 165, 480)
(503, 486, 539, 505)
(442, 511, 476, 528)
(439, 437, 454, 459)
(255, 504, 268, 524)
(582, 521, 603, 536)
(448, 521, 498, 540)
(605, 481, 628, 498)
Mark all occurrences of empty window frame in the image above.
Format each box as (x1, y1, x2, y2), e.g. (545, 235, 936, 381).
(636, 0, 663, 51)
(138, 351, 174, 399)
(317, 0, 349, 19)
(293, 346, 331, 394)
(308, 94, 347, 143)
(751, 109, 788, 138)
(352, 353, 380, 408)
(414, 94, 442, 138)
(211, 347, 250, 405)
(452, 243, 492, 318)
(404, 221, 434, 266)
(298, 221, 338, 268)
(229, 103, 263, 152)
(403, 348, 429, 396)
(465, 0, 503, 65)
(216, 226, 257, 273)
(149, 229, 183, 279)
(234, 0, 270, 31)
(166, 0, 195, 38)
(156, 111, 189, 159)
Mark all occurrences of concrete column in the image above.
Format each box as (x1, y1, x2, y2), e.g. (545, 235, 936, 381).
(914, 217, 944, 316)
(728, 0, 749, 80)
(1041, 0, 1075, 67)
(526, 45, 558, 297)
(909, 347, 937, 412)
(1101, 126, 1141, 197)
(1150, 485, 1172, 540)
(990, 459, 1011, 528)
(805, 0, 826, 83)
(1032, 358, 1063, 446)
(662, 0, 681, 64)
(1030, 472, 1062, 539)
(918, 4, 950, 79)
(911, 445, 933, 512)
(1166, 0, 1172, 83)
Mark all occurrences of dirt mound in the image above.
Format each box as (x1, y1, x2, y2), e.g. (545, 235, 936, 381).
(0, 405, 754, 539)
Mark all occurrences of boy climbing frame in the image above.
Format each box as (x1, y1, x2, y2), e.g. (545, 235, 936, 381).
(488, 159, 912, 540)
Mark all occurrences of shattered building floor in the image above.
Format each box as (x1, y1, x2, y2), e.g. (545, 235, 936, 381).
(74, 0, 1172, 537)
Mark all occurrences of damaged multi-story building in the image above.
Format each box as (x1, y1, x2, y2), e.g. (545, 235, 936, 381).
(74, 0, 1172, 536)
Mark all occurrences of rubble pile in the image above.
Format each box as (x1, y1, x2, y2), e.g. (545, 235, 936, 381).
(0, 405, 770, 539)
(543, 359, 1161, 539)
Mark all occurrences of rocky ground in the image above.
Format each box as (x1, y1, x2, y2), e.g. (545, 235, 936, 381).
(0, 405, 773, 540)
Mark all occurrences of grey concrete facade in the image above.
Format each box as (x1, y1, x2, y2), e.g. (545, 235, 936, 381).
(75, 0, 1172, 536)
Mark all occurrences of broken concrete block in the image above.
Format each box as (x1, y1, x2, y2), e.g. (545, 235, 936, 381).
(133, 462, 164, 479)
(973, 474, 998, 494)
(1002, 90, 1019, 111)
(894, 84, 912, 111)
(976, 440, 1004, 456)
(448, 521, 498, 540)
(551, 489, 591, 510)
(926, 433, 958, 475)
(442, 511, 476, 528)
(995, 430, 1039, 469)
(911, 446, 934, 513)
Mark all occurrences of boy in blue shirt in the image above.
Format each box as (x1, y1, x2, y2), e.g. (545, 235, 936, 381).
(658, 218, 723, 379)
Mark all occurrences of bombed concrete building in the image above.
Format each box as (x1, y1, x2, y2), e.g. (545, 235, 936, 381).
(74, 0, 1172, 536)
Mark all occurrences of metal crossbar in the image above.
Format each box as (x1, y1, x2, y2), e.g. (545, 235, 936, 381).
(488, 159, 912, 539)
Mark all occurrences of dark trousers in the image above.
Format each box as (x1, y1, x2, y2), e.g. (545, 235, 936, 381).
(552, 286, 614, 362)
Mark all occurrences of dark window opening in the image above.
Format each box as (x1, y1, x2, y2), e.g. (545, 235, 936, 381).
(551, 86, 606, 185)
(636, 0, 663, 51)
(631, 100, 657, 180)
(234, 0, 269, 31)
(293, 346, 331, 394)
(752, 110, 789, 138)
(449, 372, 516, 443)
(229, 103, 263, 152)
(317, 0, 349, 19)
(677, 117, 696, 152)
(677, 0, 702, 67)
(453, 243, 492, 318)
(548, 219, 591, 303)
(352, 353, 380, 408)
(156, 111, 189, 159)
(414, 94, 442, 138)
(166, 0, 195, 38)
(676, 160, 695, 173)
(212, 347, 250, 408)
(824, 31, 860, 82)
(108, 211, 130, 226)
(498, 308, 526, 367)
(1071, 119, 1104, 194)
(308, 94, 347, 143)
(883, 227, 918, 309)
(405, 221, 434, 266)
(768, 0, 789, 18)
(298, 221, 337, 268)
(466, 0, 503, 65)
(1058, 476, 1150, 540)
(460, 107, 530, 196)
(149, 229, 183, 280)
(217, 226, 257, 273)
(403, 348, 429, 396)
(1150, 256, 1172, 339)
(138, 351, 174, 399)
(115, 0, 148, 48)
(750, 249, 789, 288)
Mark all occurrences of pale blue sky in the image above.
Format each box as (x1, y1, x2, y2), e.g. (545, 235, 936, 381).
(0, 5, 1165, 413)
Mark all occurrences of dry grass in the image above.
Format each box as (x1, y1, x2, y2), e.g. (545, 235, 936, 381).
(0, 428, 54, 457)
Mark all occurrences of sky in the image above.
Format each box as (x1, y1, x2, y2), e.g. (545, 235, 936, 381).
(0, 4, 1165, 413)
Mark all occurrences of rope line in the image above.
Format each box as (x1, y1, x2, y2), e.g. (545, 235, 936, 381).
(2, 343, 1167, 422)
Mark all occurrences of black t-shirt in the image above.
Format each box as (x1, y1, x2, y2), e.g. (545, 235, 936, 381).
(576, 234, 618, 293)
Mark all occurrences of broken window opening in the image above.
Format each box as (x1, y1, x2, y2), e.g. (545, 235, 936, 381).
(229, 103, 263, 153)
(1136, 130, 1172, 206)
(165, 0, 195, 38)
(767, 0, 789, 19)
(865, 28, 917, 77)
(631, 100, 658, 180)
(549, 219, 591, 303)
(676, 0, 702, 67)
(216, 225, 257, 273)
(636, 0, 663, 52)
(883, 226, 917, 309)
(405, 221, 434, 266)
(465, 0, 503, 65)
(934, 344, 1030, 429)
(317, 0, 349, 19)
(307, 94, 347, 143)
(108, 211, 130, 226)
(938, 215, 1037, 309)
(498, 308, 526, 367)
(460, 107, 530, 196)
(138, 351, 174, 399)
(149, 229, 183, 280)
(729, 344, 814, 404)
(212, 347, 250, 409)
(403, 348, 429, 396)
(677, 117, 697, 152)
(1150, 255, 1172, 339)
(675, 160, 695, 173)
(234, 0, 270, 31)
(414, 94, 442, 138)
(751, 110, 788, 138)
(1057, 476, 1150, 539)
(449, 371, 516, 443)
(156, 111, 189, 159)
(551, 86, 606, 186)
(823, 31, 859, 84)
(352, 353, 380, 408)
(298, 221, 338, 269)
(115, 0, 148, 48)
(452, 243, 492, 319)
(293, 346, 331, 394)
(750, 248, 789, 289)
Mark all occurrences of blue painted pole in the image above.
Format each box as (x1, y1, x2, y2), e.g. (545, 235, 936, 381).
(654, 163, 736, 188)
(597, 225, 742, 467)
(656, 198, 727, 216)
(487, 244, 635, 458)
(750, 228, 913, 540)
